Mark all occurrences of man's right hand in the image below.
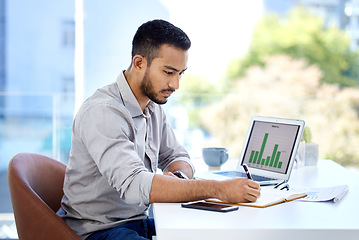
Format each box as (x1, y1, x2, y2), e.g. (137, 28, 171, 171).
(214, 178, 261, 203)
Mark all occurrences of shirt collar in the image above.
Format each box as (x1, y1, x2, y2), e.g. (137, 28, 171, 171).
(116, 71, 155, 118)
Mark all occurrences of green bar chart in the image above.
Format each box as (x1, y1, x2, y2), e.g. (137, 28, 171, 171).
(248, 133, 283, 169)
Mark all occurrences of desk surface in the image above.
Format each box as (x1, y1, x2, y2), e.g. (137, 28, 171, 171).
(153, 160, 359, 240)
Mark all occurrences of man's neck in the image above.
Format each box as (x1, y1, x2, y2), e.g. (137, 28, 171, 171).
(124, 69, 149, 112)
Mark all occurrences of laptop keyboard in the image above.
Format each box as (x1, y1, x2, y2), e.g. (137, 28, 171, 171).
(214, 171, 275, 182)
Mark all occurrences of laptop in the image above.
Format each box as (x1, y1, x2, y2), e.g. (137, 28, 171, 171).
(195, 116, 305, 185)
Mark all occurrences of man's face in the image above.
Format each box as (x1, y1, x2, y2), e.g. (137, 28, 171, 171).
(140, 44, 188, 105)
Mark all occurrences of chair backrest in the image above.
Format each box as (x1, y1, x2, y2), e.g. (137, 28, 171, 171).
(8, 153, 81, 240)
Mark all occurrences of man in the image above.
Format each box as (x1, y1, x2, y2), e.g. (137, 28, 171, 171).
(58, 19, 261, 240)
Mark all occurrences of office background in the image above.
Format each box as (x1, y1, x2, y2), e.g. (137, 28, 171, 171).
(1, 0, 359, 238)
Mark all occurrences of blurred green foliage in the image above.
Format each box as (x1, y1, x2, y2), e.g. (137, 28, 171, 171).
(226, 7, 359, 89)
(202, 55, 359, 166)
(176, 75, 222, 129)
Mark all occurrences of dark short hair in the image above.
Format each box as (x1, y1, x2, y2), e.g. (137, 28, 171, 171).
(131, 19, 191, 65)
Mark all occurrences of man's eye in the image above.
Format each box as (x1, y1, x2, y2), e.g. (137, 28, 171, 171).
(164, 71, 173, 75)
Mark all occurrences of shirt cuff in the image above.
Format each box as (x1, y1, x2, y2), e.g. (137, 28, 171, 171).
(163, 157, 195, 178)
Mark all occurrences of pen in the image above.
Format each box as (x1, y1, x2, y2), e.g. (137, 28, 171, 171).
(173, 170, 189, 180)
(242, 164, 252, 180)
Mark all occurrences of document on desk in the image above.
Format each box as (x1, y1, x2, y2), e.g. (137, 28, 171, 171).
(206, 187, 307, 208)
(292, 185, 349, 203)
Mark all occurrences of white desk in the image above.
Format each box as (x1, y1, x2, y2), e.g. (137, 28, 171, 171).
(153, 160, 359, 240)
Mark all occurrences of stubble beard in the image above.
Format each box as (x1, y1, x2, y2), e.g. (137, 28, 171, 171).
(140, 70, 170, 105)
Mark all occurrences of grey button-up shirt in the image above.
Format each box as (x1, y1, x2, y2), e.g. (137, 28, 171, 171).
(58, 72, 194, 239)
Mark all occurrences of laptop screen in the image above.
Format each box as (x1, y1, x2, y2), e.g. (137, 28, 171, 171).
(242, 120, 301, 174)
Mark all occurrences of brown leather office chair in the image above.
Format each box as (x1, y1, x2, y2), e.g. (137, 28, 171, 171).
(8, 153, 81, 240)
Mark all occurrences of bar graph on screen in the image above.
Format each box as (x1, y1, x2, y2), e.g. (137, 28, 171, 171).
(243, 120, 300, 174)
(248, 133, 284, 169)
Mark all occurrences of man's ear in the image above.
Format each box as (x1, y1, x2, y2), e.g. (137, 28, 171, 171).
(132, 55, 147, 71)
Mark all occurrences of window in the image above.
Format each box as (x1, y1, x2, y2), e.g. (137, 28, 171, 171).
(61, 20, 75, 48)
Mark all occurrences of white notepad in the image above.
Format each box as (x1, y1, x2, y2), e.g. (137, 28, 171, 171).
(206, 187, 307, 208)
(292, 185, 349, 203)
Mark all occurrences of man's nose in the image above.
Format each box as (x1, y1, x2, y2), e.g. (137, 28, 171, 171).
(168, 75, 180, 90)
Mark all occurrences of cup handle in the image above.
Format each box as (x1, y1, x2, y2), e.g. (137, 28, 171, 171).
(221, 151, 229, 164)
